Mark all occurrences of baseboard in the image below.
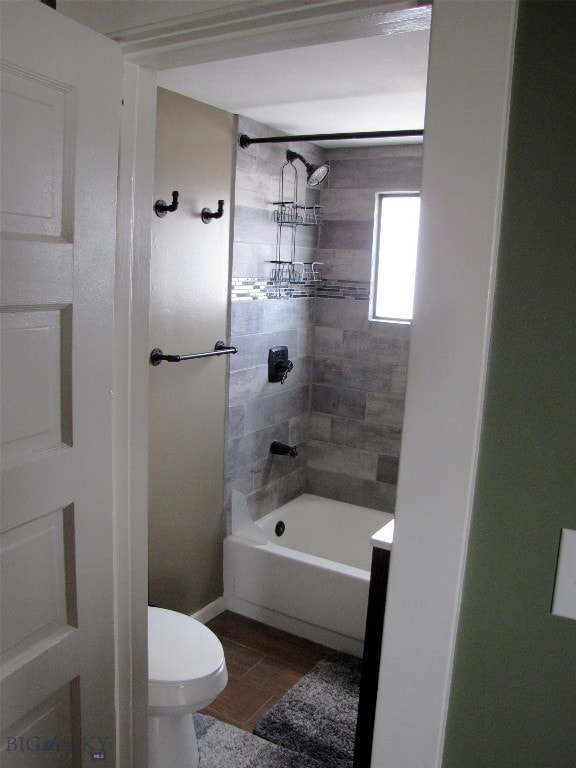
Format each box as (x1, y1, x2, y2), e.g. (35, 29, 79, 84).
(192, 595, 227, 624)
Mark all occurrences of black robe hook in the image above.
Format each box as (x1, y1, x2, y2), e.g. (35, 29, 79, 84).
(201, 199, 225, 224)
(154, 191, 179, 217)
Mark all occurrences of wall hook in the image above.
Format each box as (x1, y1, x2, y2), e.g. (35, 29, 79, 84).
(201, 199, 224, 224)
(154, 191, 179, 217)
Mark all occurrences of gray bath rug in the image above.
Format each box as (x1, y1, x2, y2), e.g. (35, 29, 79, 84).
(253, 653, 361, 768)
(194, 713, 325, 768)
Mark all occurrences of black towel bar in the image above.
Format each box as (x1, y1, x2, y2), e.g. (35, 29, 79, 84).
(150, 341, 237, 366)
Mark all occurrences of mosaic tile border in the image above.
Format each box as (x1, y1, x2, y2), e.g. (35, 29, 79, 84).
(231, 277, 370, 302)
(316, 280, 370, 300)
(231, 278, 270, 301)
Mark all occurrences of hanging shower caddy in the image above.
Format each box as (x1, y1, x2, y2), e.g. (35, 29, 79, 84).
(269, 157, 323, 296)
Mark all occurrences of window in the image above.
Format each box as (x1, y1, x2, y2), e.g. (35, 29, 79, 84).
(371, 193, 420, 323)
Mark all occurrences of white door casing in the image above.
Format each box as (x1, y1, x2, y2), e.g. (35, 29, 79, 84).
(1, 3, 122, 765)
(372, 2, 518, 765)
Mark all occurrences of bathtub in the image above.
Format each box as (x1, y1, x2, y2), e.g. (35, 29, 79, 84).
(223, 492, 393, 656)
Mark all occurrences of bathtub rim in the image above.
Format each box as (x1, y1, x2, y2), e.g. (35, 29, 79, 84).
(232, 490, 393, 571)
(227, 528, 371, 583)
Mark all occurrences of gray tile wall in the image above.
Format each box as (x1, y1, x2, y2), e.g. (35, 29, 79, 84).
(226, 118, 422, 519)
(310, 144, 422, 510)
(226, 116, 325, 519)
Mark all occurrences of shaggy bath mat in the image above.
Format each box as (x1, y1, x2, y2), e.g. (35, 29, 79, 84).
(253, 653, 361, 768)
(194, 713, 325, 768)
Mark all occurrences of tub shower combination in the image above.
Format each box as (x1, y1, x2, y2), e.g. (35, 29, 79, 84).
(224, 491, 393, 656)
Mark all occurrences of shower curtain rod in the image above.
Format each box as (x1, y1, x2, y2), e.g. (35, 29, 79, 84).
(239, 129, 423, 148)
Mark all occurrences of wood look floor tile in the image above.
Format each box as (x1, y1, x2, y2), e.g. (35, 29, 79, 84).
(201, 677, 276, 725)
(201, 704, 245, 731)
(218, 637, 262, 679)
(242, 656, 302, 693)
(245, 694, 285, 731)
(207, 612, 330, 672)
(202, 611, 332, 732)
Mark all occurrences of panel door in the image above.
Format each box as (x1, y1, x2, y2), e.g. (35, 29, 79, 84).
(0, 3, 122, 765)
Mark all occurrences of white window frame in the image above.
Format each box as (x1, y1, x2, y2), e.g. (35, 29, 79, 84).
(370, 191, 421, 324)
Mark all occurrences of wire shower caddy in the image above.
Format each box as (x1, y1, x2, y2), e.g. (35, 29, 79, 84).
(268, 157, 323, 296)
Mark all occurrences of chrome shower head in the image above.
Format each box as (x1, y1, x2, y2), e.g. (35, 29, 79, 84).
(286, 150, 329, 187)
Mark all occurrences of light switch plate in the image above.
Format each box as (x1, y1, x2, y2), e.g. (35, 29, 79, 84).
(551, 528, 576, 621)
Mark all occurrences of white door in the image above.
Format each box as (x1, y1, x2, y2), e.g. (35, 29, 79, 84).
(0, 3, 122, 765)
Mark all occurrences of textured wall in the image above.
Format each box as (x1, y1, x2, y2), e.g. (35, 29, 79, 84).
(309, 145, 422, 509)
(227, 118, 423, 518)
(226, 116, 324, 519)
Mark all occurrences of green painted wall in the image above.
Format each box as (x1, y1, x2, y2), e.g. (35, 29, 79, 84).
(442, 2, 576, 766)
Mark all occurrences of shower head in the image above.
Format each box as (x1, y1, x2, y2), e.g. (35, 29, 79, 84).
(286, 150, 329, 187)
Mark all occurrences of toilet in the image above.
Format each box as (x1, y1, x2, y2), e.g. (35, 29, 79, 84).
(148, 606, 228, 768)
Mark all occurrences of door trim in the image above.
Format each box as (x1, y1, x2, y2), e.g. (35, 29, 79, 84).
(372, 2, 518, 765)
(114, 61, 157, 767)
(117, 0, 429, 69)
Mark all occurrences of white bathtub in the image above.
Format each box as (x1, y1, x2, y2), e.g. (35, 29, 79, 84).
(223, 493, 393, 656)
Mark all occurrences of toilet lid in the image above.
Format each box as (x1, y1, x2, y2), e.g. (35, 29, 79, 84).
(148, 607, 225, 684)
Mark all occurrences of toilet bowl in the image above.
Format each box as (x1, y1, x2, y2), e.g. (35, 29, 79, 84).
(148, 606, 227, 768)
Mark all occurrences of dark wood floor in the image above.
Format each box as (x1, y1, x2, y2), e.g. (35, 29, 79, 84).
(200, 611, 331, 732)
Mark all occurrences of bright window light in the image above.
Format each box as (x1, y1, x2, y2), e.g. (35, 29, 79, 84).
(372, 194, 420, 322)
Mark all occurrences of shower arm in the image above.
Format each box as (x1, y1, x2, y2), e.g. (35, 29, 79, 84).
(239, 129, 423, 148)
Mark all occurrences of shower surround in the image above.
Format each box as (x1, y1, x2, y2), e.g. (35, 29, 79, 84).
(226, 115, 422, 520)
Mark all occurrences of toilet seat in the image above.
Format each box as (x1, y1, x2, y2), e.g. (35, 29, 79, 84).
(148, 607, 227, 715)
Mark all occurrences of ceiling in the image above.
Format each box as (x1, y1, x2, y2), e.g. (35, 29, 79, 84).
(58, 0, 431, 147)
(157, 28, 430, 146)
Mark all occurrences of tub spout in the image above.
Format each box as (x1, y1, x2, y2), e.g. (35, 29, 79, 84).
(270, 441, 298, 458)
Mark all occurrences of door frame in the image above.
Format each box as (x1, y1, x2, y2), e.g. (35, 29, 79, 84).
(372, 1, 518, 765)
(117, 1, 519, 765)
(113, 62, 156, 767)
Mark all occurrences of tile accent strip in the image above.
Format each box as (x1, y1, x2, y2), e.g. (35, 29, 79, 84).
(231, 277, 370, 301)
(231, 277, 269, 300)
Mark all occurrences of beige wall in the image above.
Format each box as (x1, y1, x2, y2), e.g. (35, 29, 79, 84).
(148, 88, 234, 614)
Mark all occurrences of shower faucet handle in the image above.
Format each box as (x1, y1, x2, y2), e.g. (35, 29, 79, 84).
(268, 346, 293, 384)
(279, 359, 293, 384)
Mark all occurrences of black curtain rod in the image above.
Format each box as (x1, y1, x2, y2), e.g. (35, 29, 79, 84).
(239, 129, 423, 148)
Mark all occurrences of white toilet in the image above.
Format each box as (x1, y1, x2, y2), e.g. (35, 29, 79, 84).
(148, 606, 228, 768)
